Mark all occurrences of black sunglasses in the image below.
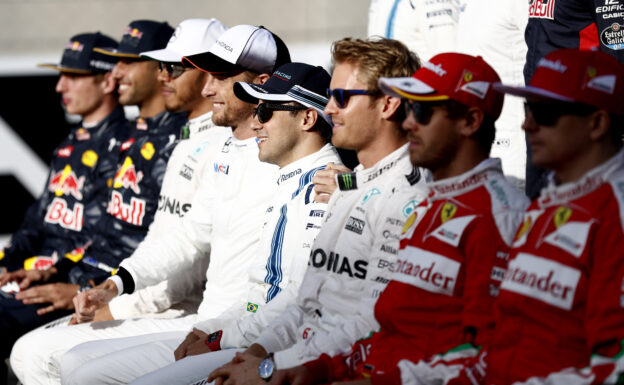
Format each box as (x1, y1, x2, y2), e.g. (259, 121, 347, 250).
(524, 101, 598, 126)
(253, 103, 308, 124)
(403, 101, 439, 124)
(158, 62, 186, 78)
(326, 88, 371, 108)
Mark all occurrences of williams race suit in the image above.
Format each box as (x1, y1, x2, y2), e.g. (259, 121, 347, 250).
(488, 150, 624, 385)
(108, 111, 231, 320)
(301, 158, 529, 385)
(0, 106, 128, 271)
(254, 144, 430, 369)
(368, 0, 459, 62)
(56, 110, 186, 287)
(190, 143, 342, 346)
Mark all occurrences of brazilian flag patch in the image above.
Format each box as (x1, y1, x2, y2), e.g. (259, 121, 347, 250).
(247, 302, 259, 313)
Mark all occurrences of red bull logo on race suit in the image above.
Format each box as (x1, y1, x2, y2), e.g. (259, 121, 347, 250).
(113, 156, 144, 194)
(107, 190, 146, 226)
(44, 197, 84, 231)
(48, 165, 85, 200)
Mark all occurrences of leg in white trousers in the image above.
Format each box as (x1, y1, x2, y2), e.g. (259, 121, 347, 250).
(10, 315, 195, 385)
(129, 348, 242, 385)
(62, 331, 187, 385)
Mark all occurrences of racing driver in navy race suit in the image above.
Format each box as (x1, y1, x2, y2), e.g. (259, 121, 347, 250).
(0, 31, 128, 384)
(0, 20, 185, 377)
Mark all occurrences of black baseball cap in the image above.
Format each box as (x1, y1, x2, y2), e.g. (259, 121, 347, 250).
(94, 20, 174, 59)
(234, 62, 331, 125)
(182, 25, 291, 74)
(38, 32, 119, 74)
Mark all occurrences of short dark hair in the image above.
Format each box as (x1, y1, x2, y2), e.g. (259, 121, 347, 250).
(288, 104, 332, 143)
(442, 100, 496, 155)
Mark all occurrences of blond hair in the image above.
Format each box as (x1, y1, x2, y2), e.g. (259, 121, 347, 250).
(331, 37, 421, 95)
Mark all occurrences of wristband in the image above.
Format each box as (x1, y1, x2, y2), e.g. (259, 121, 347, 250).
(204, 330, 222, 351)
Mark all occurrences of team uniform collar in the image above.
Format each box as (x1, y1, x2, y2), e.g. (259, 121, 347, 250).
(184, 111, 214, 139)
(425, 158, 504, 201)
(276, 143, 336, 186)
(538, 149, 624, 207)
(337, 143, 409, 191)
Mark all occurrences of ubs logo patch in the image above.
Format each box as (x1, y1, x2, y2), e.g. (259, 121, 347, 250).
(345, 216, 365, 235)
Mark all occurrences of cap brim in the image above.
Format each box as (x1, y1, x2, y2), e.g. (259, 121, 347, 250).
(37, 63, 92, 74)
(140, 48, 182, 63)
(233, 82, 292, 104)
(378, 77, 450, 101)
(93, 47, 141, 59)
(493, 83, 574, 102)
(234, 82, 332, 125)
(182, 52, 242, 74)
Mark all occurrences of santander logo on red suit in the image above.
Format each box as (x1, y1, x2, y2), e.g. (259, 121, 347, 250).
(501, 253, 581, 311)
(393, 246, 461, 296)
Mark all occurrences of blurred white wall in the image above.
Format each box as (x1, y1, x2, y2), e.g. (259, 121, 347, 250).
(0, 0, 369, 74)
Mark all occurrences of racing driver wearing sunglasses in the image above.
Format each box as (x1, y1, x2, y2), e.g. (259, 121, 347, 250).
(486, 48, 624, 384)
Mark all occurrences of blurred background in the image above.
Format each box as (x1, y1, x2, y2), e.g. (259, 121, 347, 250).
(0, 0, 369, 246)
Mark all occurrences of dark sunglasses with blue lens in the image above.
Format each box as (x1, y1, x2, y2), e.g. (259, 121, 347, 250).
(326, 88, 371, 108)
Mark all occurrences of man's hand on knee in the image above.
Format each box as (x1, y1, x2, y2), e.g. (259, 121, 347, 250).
(174, 331, 201, 361)
(16, 282, 79, 315)
(72, 282, 117, 324)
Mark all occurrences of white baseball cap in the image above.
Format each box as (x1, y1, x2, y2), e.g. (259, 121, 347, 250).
(182, 24, 291, 74)
(140, 18, 226, 63)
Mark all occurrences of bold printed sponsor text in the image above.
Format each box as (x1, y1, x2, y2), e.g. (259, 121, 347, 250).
(158, 195, 191, 218)
(309, 248, 367, 279)
(45, 198, 83, 231)
(107, 190, 146, 226)
(501, 253, 581, 310)
(393, 246, 461, 296)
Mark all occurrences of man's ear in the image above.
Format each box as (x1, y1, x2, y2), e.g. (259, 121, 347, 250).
(253, 73, 271, 85)
(459, 107, 484, 137)
(300, 109, 319, 132)
(101, 72, 117, 95)
(380, 95, 402, 120)
(588, 110, 611, 142)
